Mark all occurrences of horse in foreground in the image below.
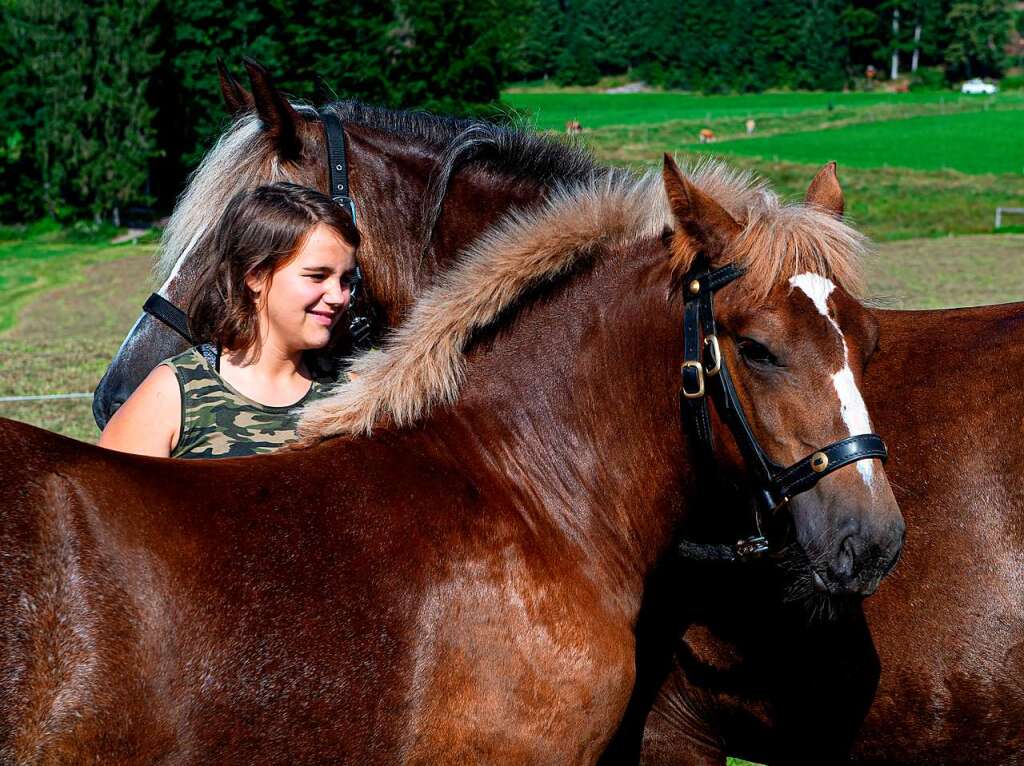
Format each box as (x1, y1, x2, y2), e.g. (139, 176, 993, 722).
(0, 160, 902, 763)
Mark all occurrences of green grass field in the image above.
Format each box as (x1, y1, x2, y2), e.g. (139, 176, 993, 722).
(694, 109, 1024, 174)
(519, 88, 1024, 241)
(504, 89, 1020, 130)
(0, 223, 156, 333)
(0, 227, 155, 441)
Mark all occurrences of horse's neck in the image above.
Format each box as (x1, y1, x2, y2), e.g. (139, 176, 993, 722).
(346, 124, 553, 325)
(433, 255, 690, 614)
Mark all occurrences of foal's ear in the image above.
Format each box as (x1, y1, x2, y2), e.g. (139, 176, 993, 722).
(662, 154, 741, 266)
(243, 57, 304, 162)
(805, 161, 844, 219)
(217, 58, 254, 118)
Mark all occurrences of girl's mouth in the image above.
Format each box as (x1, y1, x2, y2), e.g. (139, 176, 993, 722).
(308, 310, 336, 326)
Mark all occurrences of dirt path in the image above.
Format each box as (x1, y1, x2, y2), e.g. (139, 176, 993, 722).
(0, 253, 152, 442)
(871, 234, 1024, 309)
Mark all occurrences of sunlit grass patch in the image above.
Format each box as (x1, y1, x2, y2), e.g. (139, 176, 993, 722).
(693, 110, 1024, 175)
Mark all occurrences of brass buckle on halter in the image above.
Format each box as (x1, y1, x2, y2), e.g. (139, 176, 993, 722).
(704, 335, 722, 376)
(681, 361, 705, 398)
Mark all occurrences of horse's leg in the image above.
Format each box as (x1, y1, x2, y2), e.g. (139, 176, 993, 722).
(639, 666, 727, 766)
(400, 571, 639, 766)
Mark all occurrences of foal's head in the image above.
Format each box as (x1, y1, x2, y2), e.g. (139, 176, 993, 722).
(663, 157, 904, 596)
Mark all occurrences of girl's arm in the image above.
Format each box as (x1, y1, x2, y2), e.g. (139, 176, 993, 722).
(98, 365, 181, 457)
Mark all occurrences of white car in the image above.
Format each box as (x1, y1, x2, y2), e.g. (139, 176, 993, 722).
(961, 78, 998, 95)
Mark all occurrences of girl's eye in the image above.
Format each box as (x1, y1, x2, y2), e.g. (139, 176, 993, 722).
(306, 273, 327, 282)
(737, 337, 780, 367)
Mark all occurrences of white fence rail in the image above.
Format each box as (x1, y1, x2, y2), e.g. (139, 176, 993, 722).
(995, 207, 1024, 229)
(0, 393, 92, 403)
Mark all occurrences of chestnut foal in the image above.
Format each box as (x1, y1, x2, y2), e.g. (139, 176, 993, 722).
(0, 160, 902, 763)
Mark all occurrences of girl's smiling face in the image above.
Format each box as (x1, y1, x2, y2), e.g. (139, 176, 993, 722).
(247, 223, 357, 353)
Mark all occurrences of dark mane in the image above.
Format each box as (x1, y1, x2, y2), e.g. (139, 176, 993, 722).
(326, 100, 601, 184)
(323, 100, 608, 258)
(157, 99, 604, 282)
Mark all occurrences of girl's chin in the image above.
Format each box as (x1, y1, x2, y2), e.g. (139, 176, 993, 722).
(308, 328, 334, 348)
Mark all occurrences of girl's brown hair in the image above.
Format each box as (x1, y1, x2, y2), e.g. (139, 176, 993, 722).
(188, 182, 360, 352)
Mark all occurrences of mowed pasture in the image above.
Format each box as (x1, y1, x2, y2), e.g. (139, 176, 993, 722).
(504, 89, 1021, 131)
(509, 89, 1024, 244)
(695, 109, 1024, 175)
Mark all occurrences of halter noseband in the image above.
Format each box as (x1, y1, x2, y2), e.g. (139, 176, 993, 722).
(679, 257, 887, 560)
(142, 109, 374, 352)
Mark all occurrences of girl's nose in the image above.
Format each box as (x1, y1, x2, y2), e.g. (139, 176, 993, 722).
(325, 281, 350, 309)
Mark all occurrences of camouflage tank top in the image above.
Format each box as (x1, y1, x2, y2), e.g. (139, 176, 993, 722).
(162, 345, 338, 459)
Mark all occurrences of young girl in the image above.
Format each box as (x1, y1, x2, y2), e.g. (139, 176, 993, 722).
(100, 183, 359, 458)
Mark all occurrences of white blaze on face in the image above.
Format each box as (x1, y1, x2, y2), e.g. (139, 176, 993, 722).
(788, 272, 875, 487)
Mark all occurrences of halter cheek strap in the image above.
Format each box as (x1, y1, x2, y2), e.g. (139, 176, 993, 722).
(320, 108, 373, 351)
(679, 257, 888, 560)
(143, 293, 192, 344)
(320, 109, 357, 225)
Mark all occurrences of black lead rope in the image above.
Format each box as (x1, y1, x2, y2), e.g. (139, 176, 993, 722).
(678, 257, 888, 561)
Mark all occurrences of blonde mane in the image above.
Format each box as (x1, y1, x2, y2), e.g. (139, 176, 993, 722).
(298, 158, 870, 440)
(155, 109, 319, 283)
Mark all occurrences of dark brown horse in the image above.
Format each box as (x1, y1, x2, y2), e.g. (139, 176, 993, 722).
(92, 58, 605, 427)
(633, 301, 1024, 766)
(0, 160, 902, 763)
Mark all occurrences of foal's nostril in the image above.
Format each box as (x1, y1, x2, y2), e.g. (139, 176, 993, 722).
(836, 535, 859, 579)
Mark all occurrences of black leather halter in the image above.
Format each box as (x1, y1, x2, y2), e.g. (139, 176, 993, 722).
(679, 257, 888, 560)
(142, 109, 374, 351)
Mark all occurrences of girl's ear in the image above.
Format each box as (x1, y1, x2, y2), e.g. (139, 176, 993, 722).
(245, 271, 266, 298)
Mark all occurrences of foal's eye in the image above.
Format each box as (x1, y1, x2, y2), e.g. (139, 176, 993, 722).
(737, 337, 780, 367)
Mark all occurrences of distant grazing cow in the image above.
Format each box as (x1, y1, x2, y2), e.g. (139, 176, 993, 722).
(699, 128, 715, 143)
(565, 119, 582, 135)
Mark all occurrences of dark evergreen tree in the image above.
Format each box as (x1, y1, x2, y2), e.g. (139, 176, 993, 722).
(583, 0, 634, 74)
(0, 2, 45, 220)
(554, 0, 600, 85)
(391, 0, 525, 114)
(511, 0, 565, 80)
(87, 0, 161, 224)
(944, 0, 1011, 79)
(6, 0, 93, 220)
(284, 0, 395, 106)
(795, 0, 850, 89)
